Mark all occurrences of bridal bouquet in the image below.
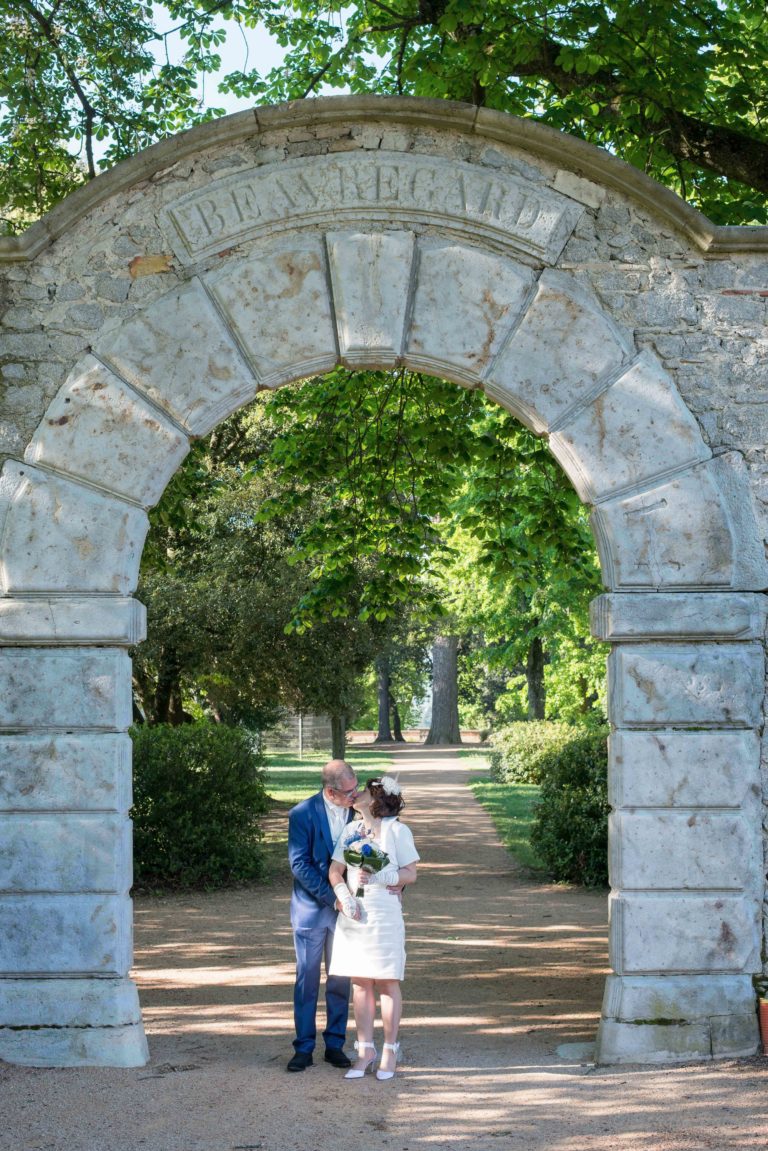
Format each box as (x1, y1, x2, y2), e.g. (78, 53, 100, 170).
(343, 836, 391, 899)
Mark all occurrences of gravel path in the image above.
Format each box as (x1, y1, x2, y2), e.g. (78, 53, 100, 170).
(2, 746, 767, 1151)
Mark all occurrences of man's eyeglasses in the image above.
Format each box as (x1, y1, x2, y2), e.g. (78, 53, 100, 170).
(333, 785, 358, 797)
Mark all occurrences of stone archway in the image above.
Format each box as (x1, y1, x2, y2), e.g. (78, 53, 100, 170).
(1, 96, 766, 1068)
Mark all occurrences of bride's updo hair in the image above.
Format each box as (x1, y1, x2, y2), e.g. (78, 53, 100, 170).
(367, 777, 405, 818)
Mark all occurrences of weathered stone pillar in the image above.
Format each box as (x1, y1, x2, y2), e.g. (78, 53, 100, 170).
(0, 599, 149, 1066)
(592, 592, 766, 1063)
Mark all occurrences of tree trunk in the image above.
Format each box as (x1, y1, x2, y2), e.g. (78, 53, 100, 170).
(331, 713, 346, 759)
(526, 634, 546, 720)
(374, 655, 393, 742)
(152, 646, 182, 725)
(425, 635, 462, 745)
(390, 695, 405, 742)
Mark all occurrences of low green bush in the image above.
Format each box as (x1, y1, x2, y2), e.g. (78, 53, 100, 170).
(489, 721, 577, 784)
(530, 729, 609, 888)
(130, 722, 270, 890)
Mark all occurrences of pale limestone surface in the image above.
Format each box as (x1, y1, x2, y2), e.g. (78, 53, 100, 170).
(96, 279, 258, 435)
(591, 591, 767, 641)
(327, 230, 415, 367)
(0, 648, 133, 731)
(610, 891, 761, 973)
(608, 643, 764, 728)
(0, 97, 766, 1069)
(608, 729, 761, 809)
(25, 355, 190, 507)
(0, 595, 146, 645)
(0, 733, 132, 810)
(0, 463, 148, 594)
(0, 893, 132, 973)
(406, 240, 534, 383)
(0, 813, 130, 891)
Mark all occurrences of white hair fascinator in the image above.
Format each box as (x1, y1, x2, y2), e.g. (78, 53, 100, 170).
(379, 775, 401, 796)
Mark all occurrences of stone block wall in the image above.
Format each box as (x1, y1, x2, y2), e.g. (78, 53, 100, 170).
(0, 96, 765, 1066)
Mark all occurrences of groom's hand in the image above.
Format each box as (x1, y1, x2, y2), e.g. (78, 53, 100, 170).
(386, 883, 404, 901)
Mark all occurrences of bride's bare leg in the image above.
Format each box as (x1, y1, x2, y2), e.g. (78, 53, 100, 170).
(351, 978, 376, 1069)
(377, 979, 402, 1073)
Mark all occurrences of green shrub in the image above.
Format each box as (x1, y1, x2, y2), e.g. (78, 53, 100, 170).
(530, 730, 609, 888)
(489, 721, 577, 784)
(130, 722, 270, 890)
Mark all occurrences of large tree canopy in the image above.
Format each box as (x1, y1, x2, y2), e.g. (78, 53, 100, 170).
(2, 0, 768, 227)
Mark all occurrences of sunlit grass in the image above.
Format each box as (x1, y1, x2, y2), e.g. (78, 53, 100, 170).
(461, 750, 546, 876)
(264, 747, 393, 805)
(259, 747, 394, 881)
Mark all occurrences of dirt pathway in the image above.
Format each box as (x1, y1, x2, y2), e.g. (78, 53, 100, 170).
(2, 746, 767, 1151)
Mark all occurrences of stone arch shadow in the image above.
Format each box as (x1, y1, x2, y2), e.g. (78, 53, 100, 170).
(0, 97, 766, 1069)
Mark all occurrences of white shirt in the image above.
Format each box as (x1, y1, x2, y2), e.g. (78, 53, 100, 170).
(323, 792, 348, 847)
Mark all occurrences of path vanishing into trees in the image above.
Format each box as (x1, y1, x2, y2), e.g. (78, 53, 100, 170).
(2, 746, 767, 1151)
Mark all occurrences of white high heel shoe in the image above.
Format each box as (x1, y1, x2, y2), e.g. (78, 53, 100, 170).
(376, 1042, 400, 1080)
(344, 1040, 377, 1079)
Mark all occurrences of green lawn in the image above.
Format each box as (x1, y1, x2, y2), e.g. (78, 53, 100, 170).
(461, 750, 546, 876)
(259, 747, 394, 881)
(264, 747, 394, 805)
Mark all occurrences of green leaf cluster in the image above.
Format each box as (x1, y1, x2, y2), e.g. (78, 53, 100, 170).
(529, 728, 609, 887)
(130, 720, 270, 889)
(3, 1, 768, 226)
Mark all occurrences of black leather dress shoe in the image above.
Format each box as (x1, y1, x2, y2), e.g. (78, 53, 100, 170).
(324, 1048, 352, 1069)
(287, 1051, 313, 1072)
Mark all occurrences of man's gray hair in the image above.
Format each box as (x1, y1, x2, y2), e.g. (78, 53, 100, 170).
(322, 759, 354, 790)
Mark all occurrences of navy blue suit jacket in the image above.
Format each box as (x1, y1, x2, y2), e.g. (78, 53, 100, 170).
(288, 791, 353, 931)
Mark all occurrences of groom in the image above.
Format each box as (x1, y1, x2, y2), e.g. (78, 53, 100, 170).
(286, 758, 359, 1072)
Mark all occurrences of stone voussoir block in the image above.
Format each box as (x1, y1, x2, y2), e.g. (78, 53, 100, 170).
(0, 462, 148, 596)
(202, 237, 338, 389)
(550, 349, 711, 503)
(482, 268, 632, 433)
(95, 278, 259, 437)
(405, 239, 534, 385)
(25, 355, 190, 508)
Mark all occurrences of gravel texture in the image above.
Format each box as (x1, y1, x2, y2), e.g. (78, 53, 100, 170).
(2, 745, 766, 1151)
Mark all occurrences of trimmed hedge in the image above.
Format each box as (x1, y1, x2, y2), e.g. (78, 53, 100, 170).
(489, 721, 577, 784)
(530, 729, 609, 888)
(130, 722, 270, 890)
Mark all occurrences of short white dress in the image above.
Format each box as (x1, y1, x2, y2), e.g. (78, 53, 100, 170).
(329, 818, 420, 981)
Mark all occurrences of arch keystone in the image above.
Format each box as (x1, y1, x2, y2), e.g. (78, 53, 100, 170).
(326, 230, 415, 367)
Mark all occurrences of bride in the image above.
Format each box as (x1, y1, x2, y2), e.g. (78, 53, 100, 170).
(328, 775, 419, 1081)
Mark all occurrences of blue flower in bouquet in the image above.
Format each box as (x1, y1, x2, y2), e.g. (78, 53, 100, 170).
(343, 837, 391, 898)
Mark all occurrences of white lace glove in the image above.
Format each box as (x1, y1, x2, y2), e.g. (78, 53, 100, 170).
(366, 866, 401, 887)
(333, 882, 361, 920)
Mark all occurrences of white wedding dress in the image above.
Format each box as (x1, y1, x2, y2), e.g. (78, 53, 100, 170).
(329, 817, 420, 981)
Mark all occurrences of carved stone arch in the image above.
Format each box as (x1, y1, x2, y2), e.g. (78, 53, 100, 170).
(0, 96, 766, 1068)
